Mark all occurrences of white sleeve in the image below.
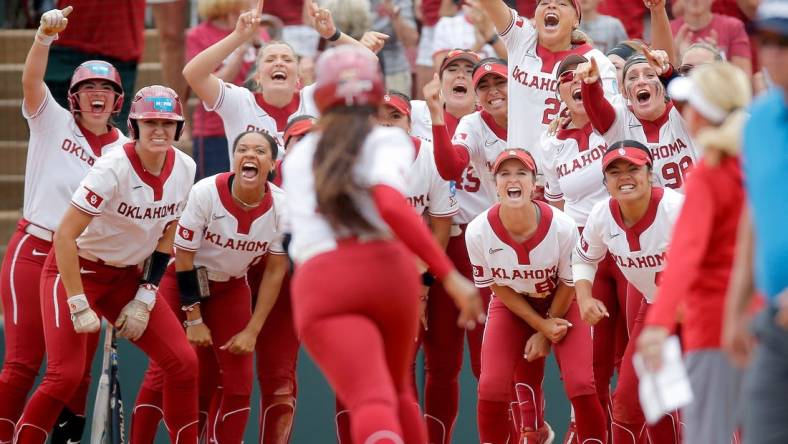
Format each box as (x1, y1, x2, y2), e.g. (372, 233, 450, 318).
(22, 85, 71, 134)
(204, 81, 249, 115)
(541, 137, 564, 202)
(268, 191, 288, 255)
(174, 183, 210, 252)
(427, 157, 459, 217)
(451, 115, 480, 159)
(71, 156, 118, 216)
(499, 8, 536, 51)
(557, 217, 579, 285)
(465, 222, 494, 288)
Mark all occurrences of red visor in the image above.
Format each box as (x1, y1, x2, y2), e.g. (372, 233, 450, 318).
(473, 62, 507, 88)
(493, 149, 538, 174)
(439, 49, 481, 75)
(283, 119, 314, 146)
(382, 94, 411, 117)
(602, 146, 652, 170)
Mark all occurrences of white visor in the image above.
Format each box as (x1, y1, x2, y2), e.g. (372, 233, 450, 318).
(668, 76, 728, 124)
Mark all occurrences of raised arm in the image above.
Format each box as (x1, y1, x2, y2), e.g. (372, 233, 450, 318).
(424, 74, 471, 180)
(22, 6, 73, 115)
(182, 10, 260, 108)
(577, 58, 617, 134)
(477, 0, 513, 37)
(306, 0, 388, 57)
(644, 0, 678, 65)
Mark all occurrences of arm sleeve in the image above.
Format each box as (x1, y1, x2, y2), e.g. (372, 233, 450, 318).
(465, 224, 494, 288)
(646, 176, 713, 331)
(71, 156, 118, 216)
(371, 184, 454, 279)
(432, 124, 471, 181)
(581, 79, 617, 135)
(174, 184, 209, 252)
(573, 208, 609, 265)
(203, 81, 248, 115)
(541, 138, 564, 201)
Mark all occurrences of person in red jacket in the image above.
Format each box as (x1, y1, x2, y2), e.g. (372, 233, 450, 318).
(637, 62, 752, 444)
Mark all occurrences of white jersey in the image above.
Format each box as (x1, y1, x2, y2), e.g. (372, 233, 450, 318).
(22, 86, 129, 231)
(72, 144, 196, 266)
(283, 126, 413, 263)
(466, 201, 577, 296)
(540, 123, 609, 227)
(291, 83, 318, 120)
(410, 100, 433, 141)
(432, 12, 495, 59)
(597, 101, 698, 190)
(175, 173, 287, 278)
(574, 187, 684, 302)
(499, 8, 617, 171)
(407, 137, 458, 218)
(451, 110, 507, 223)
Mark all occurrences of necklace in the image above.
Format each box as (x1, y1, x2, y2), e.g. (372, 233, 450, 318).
(231, 185, 262, 208)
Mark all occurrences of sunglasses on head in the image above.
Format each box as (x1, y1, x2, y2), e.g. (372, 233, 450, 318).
(559, 70, 575, 84)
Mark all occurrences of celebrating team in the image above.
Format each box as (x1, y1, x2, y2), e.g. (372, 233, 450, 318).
(0, 0, 768, 443)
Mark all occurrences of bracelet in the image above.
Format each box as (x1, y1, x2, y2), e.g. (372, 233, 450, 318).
(35, 30, 57, 46)
(183, 318, 203, 328)
(327, 29, 341, 42)
(181, 302, 200, 312)
(486, 34, 499, 46)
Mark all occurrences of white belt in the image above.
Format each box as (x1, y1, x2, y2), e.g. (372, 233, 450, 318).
(206, 270, 244, 282)
(78, 251, 132, 268)
(24, 224, 53, 242)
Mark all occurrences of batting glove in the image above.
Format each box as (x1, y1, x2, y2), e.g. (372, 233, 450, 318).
(36, 7, 72, 45)
(68, 294, 101, 334)
(116, 284, 156, 341)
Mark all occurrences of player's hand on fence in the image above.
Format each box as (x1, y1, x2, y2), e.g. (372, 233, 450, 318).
(221, 327, 258, 354)
(68, 294, 101, 334)
(576, 57, 600, 84)
(360, 32, 389, 54)
(578, 295, 609, 326)
(524, 332, 550, 362)
(39, 6, 72, 36)
(637, 325, 669, 372)
(442, 270, 486, 329)
(187, 322, 213, 347)
(539, 317, 571, 343)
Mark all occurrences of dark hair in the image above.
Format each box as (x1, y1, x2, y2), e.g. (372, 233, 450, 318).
(386, 90, 412, 106)
(472, 57, 507, 78)
(313, 106, 378, 234)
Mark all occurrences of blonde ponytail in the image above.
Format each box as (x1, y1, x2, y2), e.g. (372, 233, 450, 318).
(696, 109, 748, 165)
(571, 29, 590, 45)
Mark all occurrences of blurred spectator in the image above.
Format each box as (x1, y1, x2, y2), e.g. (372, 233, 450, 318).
(263, 0, 321, 57)
(431, 0, 505, 69)
(370, 0, 419, 94)
(44, 0, 145, 130)
(579, 0, 628, 53)
(187, 0, 269, 179)
(323, 0, 372, 39)
(671, 0, 752, 76)
(678, 41, 723, 75)
(598, 0, 648, 39)
(414, 0, 455, 99)
(149, 0, 189, 107)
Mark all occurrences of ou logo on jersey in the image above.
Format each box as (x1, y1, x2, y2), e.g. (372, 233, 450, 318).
(84, 187, 104, 209)
(179, 225, 195, 241)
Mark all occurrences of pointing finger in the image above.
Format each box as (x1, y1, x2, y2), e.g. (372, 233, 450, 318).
(61, 5, 74, 17)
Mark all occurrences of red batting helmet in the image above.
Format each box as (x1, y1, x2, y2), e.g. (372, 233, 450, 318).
(68, 60, 124, 115)
(127, 85, 185, 141)
(313, 45, 384, 114)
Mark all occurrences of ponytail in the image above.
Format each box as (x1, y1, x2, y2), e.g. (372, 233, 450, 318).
(697, 109, 748, 165)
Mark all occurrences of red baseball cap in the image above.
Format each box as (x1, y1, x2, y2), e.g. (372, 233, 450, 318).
(472, 62, 507, 88)
(283, 118, 314, 147)
(382, 93, 411, 117)
(602, 145, 652, 170)
(493, 149, 538, 174)
(439, 49, 481, 76)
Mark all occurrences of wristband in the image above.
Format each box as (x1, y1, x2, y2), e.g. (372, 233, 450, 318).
(35, 31, 57, 46)
(327, 29, 341, 42)
(183, 317, 203, 328)
(421, 271, 435, 287)
(135, 283, 157, 309)
(141, 251, 170, 286)
(486, 34, 499, 46)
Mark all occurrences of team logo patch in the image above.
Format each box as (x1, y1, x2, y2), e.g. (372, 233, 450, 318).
(83, 187, 103, 209)
(484, 64, 492, 71)
(580, 236, 589, 252)
(515, 16, 525, 28)
(179, 225, 195, 241)
(88, 64, 110, 75)
(457, 133, 468, 141)
(145, 97, 175, 112)
(383, 94, 391, 102)
(472, 265, 484, 278)
(618, 148, 626, 155)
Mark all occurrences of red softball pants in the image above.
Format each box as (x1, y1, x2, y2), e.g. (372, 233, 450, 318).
(477, 296, 607, 443)
(292, 239, 426, 444)
(15, 253, 199, 444)
(0, 223, 98, 442)
(133, 267, 253, 444)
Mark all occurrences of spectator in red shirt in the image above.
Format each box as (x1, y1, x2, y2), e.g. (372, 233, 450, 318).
(598, 0, 648, 39)
(187, 0, 270, 179)
(45, 0, 146, 128)
(263, 0, 321, 58)
(671, 0, 753, 76)
(637, 61, 752, 444)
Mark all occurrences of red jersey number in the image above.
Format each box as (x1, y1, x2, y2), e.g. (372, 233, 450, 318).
(661, 156, 694, 189)
(541, 98, 561, 125)
(456, 166, 481, 193)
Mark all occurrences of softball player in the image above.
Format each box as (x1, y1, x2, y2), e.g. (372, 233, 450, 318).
(0, 6, 128, 442)
(477, 0, 618, 172)
(132, 130, 287, 444)
(638, 62, 751, 444)
(573, 141, 683, 444)
(468, 149, 607, 444)
(577, 51, 699, 190)
(282, 45, 484, 444)
(540, 54, 630, 440)
(14, 85, 198, 444)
